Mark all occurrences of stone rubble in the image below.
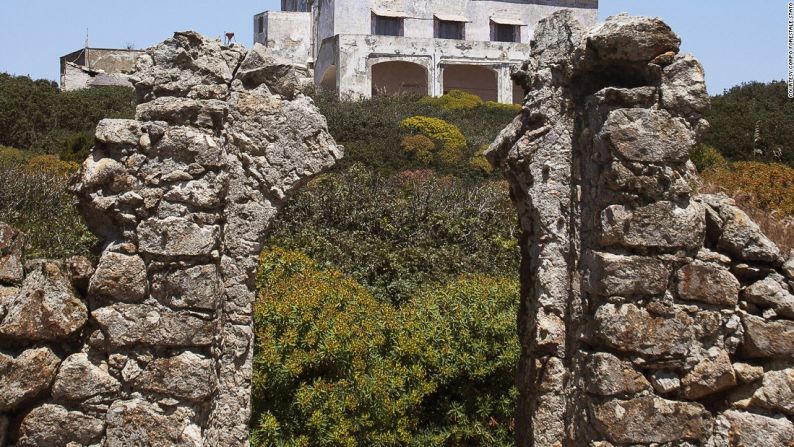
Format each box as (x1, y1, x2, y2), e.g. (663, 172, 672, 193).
(0, 31, 340, 446)
(488, 10, 794, 447)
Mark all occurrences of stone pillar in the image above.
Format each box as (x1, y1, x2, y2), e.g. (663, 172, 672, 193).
(489, 11, 794, 446)
(0, 32, 341, 446)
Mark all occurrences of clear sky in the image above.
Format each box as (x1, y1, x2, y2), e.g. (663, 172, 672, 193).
(0, 1, 786, 94)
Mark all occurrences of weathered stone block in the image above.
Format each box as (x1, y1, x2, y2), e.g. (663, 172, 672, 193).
(51, 353, 121, 402)
(675, 261, 740, 307)
(716, 205, 782, 264)
(733, 362, 765, 384)
(586, 252, 670, 297)
(0, 223, 24, 285)
(586, 14, 681, 62)
(591, 396, 713, 444)
(93, 304, 215, 348)
(743, 274, 794, 318)
(88, 251, 148, 303)
(744, 369, 794, 416)
(597, 108, 694, 163)
(105, 399, 202, 446)
(592, 303, 722, 358)
(600, 201, 705, 250)
(0, 347, 60, 411)
(133, 351, 217, 401)
(722, 410, 794, 447)
(0, 261, 87, 341)
(151, 264, 220, 311)
(17, 404, 105, 447)
(741, 314, 794, 358)
(660, 54, 709, 119)
(681, 348, 736, 399)
(95, 119, 143, 146)
(585, 352, 650, 396)
(137, 217, 219, 258)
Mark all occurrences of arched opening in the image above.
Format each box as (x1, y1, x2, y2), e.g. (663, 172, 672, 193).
(513, 80, 525, 105)
(320, 65, 337, 92)
(371, 61, 429, 97)
(442, 65, 498, 102)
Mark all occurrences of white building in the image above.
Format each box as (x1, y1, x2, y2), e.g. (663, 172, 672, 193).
(255, 0, 598, 104)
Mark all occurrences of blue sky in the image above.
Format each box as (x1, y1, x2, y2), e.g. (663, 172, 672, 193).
(0, 1, 786, 94)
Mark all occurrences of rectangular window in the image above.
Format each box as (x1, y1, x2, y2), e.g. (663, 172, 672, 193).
(373, 14, 404, 37)
(258, 16, 264, 34)
(282, 0, 308, 12)
(436, 20, 464, 40)
(492, 23, 520, 43)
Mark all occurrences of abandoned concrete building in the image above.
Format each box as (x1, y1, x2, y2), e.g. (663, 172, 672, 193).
(254, 0, 599, 103)
(60, 47, 145, 91)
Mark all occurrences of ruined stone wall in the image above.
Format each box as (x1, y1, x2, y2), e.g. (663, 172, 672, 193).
(0, 32, 341, 446)
(488, 11, 794, 446)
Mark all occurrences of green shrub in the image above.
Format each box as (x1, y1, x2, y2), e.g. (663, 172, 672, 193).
(470, 144, 494, 174)
(400, 134, 435, 164)
(690, 144, 728, 173)
(251, 248, 519, 447)
(0, 151, 96, 258)
(400, 116, 467, 151)
(265, 165, 519, 304)
(418, 90, 483, 111)
(400, 116, 467, 168)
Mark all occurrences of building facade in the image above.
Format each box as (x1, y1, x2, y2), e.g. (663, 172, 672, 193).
(60, 47, 145, 91)
(254, 0, 598, 103)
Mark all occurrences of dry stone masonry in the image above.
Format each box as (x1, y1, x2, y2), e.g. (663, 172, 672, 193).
(488, 11, 794, 446)
(0, 32, 341, 446)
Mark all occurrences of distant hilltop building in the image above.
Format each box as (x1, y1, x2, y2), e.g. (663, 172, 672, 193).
(60, 47, 145, 91)
(254, 0, 598, 103)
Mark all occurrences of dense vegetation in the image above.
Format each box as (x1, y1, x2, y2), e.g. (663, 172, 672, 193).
(251, 249, 518, 447)
(0, 73, 135, 161)
(703, 80, 794, 167)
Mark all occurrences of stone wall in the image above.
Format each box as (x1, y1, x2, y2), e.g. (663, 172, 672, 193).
(0, 32, 341, 446)
(488, 11, 794, 446)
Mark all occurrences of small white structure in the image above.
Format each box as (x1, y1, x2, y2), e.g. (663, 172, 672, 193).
(255, 0, 598, 103)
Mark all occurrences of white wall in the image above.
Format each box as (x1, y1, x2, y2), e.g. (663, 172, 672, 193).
(327, 0, 598, 42)
(254, 11, 312, 65)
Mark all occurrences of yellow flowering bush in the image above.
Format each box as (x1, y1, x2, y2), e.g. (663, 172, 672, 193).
(418, 89, 483, 111)
(702, 161, 794, 216)
(399, 116, 467, 167)
(251, 248, 519, 447)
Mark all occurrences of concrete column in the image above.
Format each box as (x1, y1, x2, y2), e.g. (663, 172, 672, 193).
(497, 65, 513, 104)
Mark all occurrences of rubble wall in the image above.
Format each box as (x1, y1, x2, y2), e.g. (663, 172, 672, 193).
(488, 11, 794, 447)
(0, 32, 341, 446)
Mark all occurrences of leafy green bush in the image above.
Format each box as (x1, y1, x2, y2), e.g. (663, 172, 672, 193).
(251, 248, 518, 447)
(265, 164, 518, 304)
(0, 150, 96, 258)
